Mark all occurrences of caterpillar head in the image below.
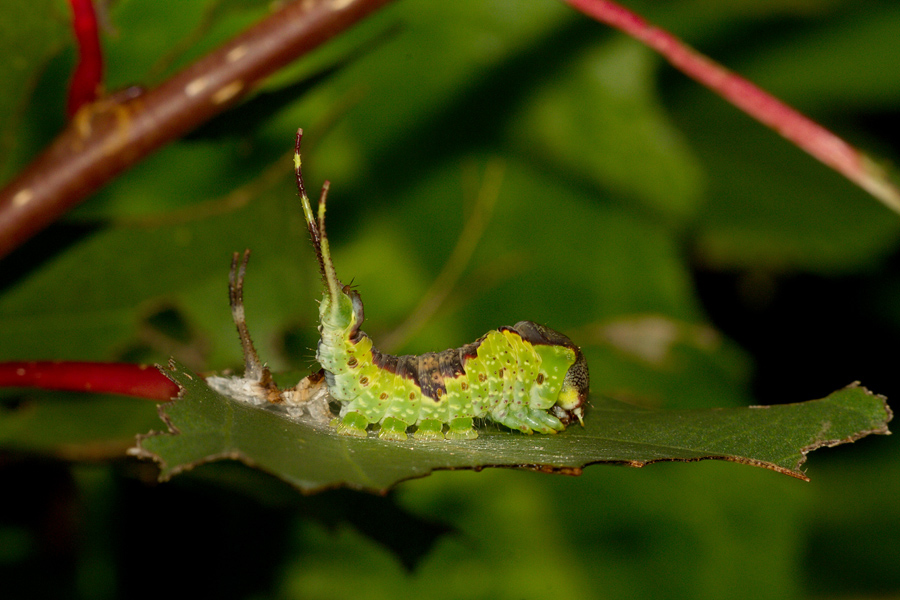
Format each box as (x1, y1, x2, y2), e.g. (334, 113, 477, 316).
(553, 349, 589, 426)
(513, 321, 589, 425)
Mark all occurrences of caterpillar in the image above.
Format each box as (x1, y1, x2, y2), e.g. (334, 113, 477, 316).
(210, 129, 589, 441)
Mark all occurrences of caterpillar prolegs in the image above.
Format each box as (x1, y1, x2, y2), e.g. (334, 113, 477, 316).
(213, 130, 589, 441)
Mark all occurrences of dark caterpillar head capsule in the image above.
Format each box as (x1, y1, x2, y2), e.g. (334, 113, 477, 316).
(512, 321, 590, 425)
(553, 349, 589, 425)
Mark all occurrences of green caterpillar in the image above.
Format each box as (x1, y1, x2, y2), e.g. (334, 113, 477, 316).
(292, 130, 588, 441)
(210, 130, 589, 440)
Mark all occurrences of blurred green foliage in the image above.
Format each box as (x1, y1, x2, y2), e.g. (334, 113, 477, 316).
(0, 0, 898, 598)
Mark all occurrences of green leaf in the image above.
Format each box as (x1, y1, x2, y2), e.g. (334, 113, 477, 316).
(680, 92, 900, 273)
(739, 4, 900, 111)
(507, 37, 704, 221)
(134, 361, 892, 493)
(0, 0, 68, 180)
(666, 4, 900, 274)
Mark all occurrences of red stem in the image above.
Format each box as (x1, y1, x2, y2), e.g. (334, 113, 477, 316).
(563, 0, 900, 212)
(66, 0, 104, 117)
(0, 361, 178, 401)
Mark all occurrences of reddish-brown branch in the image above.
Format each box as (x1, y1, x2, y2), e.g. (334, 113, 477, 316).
(66, 0, 105, 117)
(0, 0, 394, 260)
(0, 361, 178, 401)
(563, 0, 900, 213)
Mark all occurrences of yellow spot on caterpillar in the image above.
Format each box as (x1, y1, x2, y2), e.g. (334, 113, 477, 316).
(435, 389, 443, 398)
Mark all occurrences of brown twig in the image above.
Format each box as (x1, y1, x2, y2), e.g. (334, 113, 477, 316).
(0, 0, 394, 259)
(563, 0, 900, 214)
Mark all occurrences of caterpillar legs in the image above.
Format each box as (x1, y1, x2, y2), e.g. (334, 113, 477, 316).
(493, 407, 564, 435)
(330, 411, 479, 440)
(446, 417, 477, 440)
(330, 412, 411, 440)
(413, 418, 444, 441)
(331, 411, 368, 437)
(330, 407, 562, 438)
(418, 417, 476, 440)
(379, 417, 409, 441)
(333, 413, 412, 440)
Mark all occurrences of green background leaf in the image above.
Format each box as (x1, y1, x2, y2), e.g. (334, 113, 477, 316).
(0, 0, 68, 180)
